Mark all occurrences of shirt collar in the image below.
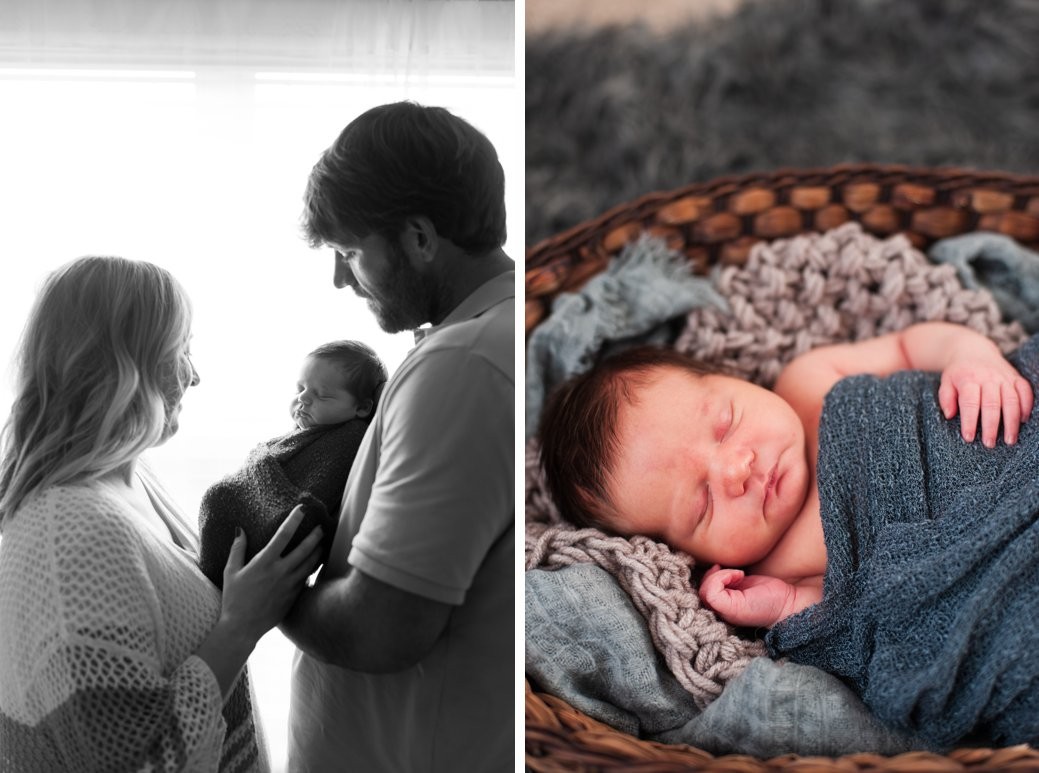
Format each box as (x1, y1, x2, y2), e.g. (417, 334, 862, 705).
(413, 270, 515, 343)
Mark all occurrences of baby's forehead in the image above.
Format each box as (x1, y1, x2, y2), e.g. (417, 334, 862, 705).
(615, 363, 709, 402)
(301, 355, 349, 381)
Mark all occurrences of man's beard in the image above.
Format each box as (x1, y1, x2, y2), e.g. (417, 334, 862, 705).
(365, 240, 438, 334)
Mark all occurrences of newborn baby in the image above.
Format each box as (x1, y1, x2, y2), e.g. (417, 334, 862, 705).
(538, 321, 1032, 628)
(197, 340, 386, 587)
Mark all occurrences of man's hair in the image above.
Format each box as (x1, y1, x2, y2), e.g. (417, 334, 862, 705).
(0, 256, 193, 526)
(308, 339, 388, 415)
(537, 346, 723, 530)
(302, 101, 506, 255)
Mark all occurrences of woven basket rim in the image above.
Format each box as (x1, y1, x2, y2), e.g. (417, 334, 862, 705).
(525, 678, 1039, 771)
(524, 161, 1039, 770)
(526, 162, 1039, 269)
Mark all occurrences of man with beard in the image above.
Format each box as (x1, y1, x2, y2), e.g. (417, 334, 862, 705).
(280, 102, 514, 773)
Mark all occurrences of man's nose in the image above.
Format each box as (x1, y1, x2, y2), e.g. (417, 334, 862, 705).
(333, 252, 355, 289)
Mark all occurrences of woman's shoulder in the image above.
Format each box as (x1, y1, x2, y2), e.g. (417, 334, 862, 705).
(0, 483, 145, 603)
(9, 481, 137, 540)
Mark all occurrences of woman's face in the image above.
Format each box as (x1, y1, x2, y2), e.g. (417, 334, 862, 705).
(605, 367, 811, 567)
(159, 346, 199, 443)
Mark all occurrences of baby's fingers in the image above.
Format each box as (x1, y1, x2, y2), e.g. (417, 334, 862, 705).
(938, 379, 959, 420)
(999, 382, 1022, 446)
(1017, 376, 1034, 423)
(699, 566, 742, 602)
(979, 381, 1006, 448)
(956, 382, 981, 443)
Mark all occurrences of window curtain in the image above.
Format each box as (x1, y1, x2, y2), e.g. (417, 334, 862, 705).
(0, 0, 514, 75)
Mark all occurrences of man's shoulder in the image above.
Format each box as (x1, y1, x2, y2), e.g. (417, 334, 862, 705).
(414, 295, 514, 377)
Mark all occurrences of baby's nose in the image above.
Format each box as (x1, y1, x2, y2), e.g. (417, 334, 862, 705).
(718, 448, 754, 497)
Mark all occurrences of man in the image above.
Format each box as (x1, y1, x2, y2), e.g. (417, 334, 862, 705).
(281, 102, 514, 772)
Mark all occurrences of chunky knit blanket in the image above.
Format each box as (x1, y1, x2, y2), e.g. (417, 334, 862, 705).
(198, 420, 367, 587)
(675, 223, 1025, 386)
(767, 333, 1039, 749)
(0, 476, 265, 772)
(527, 223, 1027, 709)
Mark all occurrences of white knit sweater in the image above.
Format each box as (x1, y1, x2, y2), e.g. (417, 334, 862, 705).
(0, 473, 268, 772)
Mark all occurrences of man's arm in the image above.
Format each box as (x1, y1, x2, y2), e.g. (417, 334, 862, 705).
(281, 345, 511, 673)
(280, 567, 453, 673)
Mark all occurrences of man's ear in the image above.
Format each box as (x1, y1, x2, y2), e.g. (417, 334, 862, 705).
(399, 216, 438, 267)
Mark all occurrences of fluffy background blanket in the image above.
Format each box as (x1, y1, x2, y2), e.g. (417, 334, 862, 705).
(526, 0, 1039, 247)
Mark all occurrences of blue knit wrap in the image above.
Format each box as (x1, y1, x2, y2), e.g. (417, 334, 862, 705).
(766, 333, 1039, 749)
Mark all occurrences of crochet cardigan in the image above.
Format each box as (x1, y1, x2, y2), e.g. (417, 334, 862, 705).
(0, 473, 268, 773)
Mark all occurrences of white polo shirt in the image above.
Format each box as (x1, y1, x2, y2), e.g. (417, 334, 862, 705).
(288, 270, 515, 773)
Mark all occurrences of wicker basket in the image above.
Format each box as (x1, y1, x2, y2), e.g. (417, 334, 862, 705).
(524, 164, 1039, 772)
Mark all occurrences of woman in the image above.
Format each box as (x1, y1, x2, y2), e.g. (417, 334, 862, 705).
(0, 256, 322, 772)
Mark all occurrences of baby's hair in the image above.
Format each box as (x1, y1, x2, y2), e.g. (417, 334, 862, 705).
(307, 340, 388, 415)
(538, 345, 724, 531)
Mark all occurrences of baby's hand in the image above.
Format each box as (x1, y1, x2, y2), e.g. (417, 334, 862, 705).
(939, 354, 1033, 447)
(698, 565, 798, 628)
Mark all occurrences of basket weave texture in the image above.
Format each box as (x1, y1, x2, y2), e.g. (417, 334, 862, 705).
(525, 164, 1039, 334)
(524, 164, 1039, 772)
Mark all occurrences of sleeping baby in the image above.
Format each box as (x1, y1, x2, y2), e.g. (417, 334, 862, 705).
(538, 320, 1039, 748)
(198, 340, 386, 587)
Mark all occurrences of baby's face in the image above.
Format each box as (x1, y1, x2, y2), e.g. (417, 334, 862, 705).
(605, 367, 810, 567)
(292, 356, 363, 429)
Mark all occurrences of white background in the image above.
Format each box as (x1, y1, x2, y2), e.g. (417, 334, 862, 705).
(0, 67, 520, 770)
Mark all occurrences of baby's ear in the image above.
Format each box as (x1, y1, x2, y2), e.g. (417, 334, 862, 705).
(357, 398, 374, 419)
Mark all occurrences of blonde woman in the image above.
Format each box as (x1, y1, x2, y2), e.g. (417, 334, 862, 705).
(0, 257, 323, 772)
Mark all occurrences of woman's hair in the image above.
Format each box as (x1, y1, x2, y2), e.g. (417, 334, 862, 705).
(307, 339, 388, 416)
(0, 256, 193, 526)
(538, 346, 724, 531)
(301, 101, 507, 255)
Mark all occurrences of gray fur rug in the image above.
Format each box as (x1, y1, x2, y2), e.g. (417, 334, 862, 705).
(526, 0, 1039, 247)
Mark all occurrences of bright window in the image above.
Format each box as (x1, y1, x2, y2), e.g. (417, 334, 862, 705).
(0, 65, 518, 769)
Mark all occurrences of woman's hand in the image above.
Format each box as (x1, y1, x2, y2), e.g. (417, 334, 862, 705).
(196, 505, 325, 697)
(220, 505, 325, 644)
(939, 352, 1033, 447)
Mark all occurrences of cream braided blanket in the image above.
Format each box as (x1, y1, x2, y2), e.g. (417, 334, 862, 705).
(526, 222, 1027, 707)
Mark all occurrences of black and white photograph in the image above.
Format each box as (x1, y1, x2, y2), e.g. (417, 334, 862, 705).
(0, 2, 517, 771)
